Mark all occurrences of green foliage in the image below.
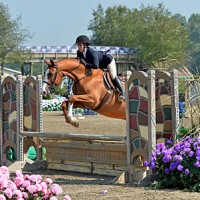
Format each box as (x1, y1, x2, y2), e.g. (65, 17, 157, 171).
(89, 3, 189, 66)
(188, 14, 200, 74)
(177, 126, 190, 139)
(0, 2, 32, 73)
(178, 78, 186, 94)
(53, 84, 68, 97)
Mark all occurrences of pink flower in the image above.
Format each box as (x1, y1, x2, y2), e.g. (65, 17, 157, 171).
(13, 189, 23, 198)
(0, 194, 6, 200)
(24, 174, 30, 180)
(47, 188, 52, 195)
(0, 166, 10, 178)
(50, 197, 58, 200)
(35, 183, 42, 192)
(45, 178, 53, 184)
(15, 170, 23, 178)
(40, 182, 48, 194)
(7, 180, 17, 191)
(51, 184, 63, 195)
(0, 166, 65, 200)
(22, 192, 28, 198)
(22, 180, 31, 188)
(4, 188, 13, 198)
(27, 185, 37, 194)
(64, 195, 72, 200)
(0, 178, 8, 188)
(29, 174, 42, 183)
(14, 176, 24, 186)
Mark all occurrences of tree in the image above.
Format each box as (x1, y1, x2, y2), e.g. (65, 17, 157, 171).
(188, 14, 200, 74)
(0, 2, 31, 75)
(88, 3, 189, 67)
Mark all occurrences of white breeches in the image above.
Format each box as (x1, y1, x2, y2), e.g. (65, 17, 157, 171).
(107, 58, 117, 80)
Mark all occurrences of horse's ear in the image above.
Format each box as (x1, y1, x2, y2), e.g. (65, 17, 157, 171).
(50, 59, 55, 66)
(44, 59, 51, 65)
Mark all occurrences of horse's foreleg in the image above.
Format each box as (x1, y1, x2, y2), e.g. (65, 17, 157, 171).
(67, 102, 79, 127)
(61, 100, 79, 128)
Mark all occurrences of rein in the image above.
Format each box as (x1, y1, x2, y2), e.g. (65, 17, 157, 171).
(46, 61, 89, 89)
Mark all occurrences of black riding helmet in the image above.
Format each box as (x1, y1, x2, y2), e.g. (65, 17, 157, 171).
(76, 35, 90, 45)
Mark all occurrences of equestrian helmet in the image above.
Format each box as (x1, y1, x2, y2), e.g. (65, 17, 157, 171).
(76, 35, 90, 45)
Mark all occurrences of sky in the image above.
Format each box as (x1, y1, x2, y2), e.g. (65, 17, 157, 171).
(1, 0, 200, 46)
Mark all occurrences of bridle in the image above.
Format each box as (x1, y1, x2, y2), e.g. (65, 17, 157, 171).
(44, 60, 89, 91)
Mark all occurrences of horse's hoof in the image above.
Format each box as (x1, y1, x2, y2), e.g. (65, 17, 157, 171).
(70, 121, 79, 128)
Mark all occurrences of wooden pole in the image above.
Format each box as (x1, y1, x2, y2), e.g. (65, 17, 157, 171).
(147, 70, 156, 175)
(21, 131, 126, 142)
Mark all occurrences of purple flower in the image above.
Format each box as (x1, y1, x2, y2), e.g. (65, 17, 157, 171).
(150, 157, 155, 162)
(170, 162, 178, 170)
(189, 151, 194, 157)
(183, 147, 191, 153)
(101, 190, 108, 195)
(165, 168, 171, 174)
(177, 165, 184, 171)
(174, 144, 181, 151)
(163, 150, 170, 156)
(193, 142, 198, 148)
(173, 155, 182, 162)
(155, 150, 161, 155)
(194, 161, 200, 167)
(166, 140, 173, 144)
(184, 169, 190, 175)
(144, 161, 148, 167)
(196, 156, 200, 161)
(196, 150, 200, 156)
(149, 162, 156, 170)
(152, 152, 156, 157)
(162, 155, 171, 163)
(186, 136, 192, 141)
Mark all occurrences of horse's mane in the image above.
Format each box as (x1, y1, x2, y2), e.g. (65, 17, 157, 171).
(56, 58, 79, 63)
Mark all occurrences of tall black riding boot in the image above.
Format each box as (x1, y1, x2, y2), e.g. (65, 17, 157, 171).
(113, 77, 125, 101)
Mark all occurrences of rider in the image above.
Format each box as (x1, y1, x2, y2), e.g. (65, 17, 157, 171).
(75, 35, 125, 101)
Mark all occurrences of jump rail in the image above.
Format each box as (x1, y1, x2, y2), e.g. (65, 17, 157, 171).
(21, 131, 126, 142)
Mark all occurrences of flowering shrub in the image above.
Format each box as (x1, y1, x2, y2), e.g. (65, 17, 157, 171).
(42, 97, 65, 111)
(145, 135, 200, 192)
(0, 166, 71, 199)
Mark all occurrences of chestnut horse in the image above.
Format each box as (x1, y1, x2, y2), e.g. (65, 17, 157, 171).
(43, 58, 126, 127)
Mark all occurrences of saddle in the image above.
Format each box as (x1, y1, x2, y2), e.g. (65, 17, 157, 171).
(103, 71, 116, 91)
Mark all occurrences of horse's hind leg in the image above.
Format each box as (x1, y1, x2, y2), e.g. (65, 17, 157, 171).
(61, 100, 79, 128)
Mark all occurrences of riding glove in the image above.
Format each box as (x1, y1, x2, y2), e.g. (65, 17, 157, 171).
(80, 59, 96, 69)
(80, 59, 86, 66)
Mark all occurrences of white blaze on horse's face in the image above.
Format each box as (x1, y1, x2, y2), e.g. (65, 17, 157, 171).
(42, 68, 50, 95)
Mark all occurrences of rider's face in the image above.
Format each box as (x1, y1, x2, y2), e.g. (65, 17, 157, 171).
(77, 43, 85, 52)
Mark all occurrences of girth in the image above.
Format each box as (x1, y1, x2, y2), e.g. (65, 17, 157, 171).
(93, 91, 112, 111)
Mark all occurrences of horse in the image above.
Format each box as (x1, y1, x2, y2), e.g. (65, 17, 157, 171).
(42, 58, 126, 127)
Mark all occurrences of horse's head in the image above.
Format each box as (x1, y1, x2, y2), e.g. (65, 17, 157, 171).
(42, 58, 83, 96)
(42, 59, 64, 96)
